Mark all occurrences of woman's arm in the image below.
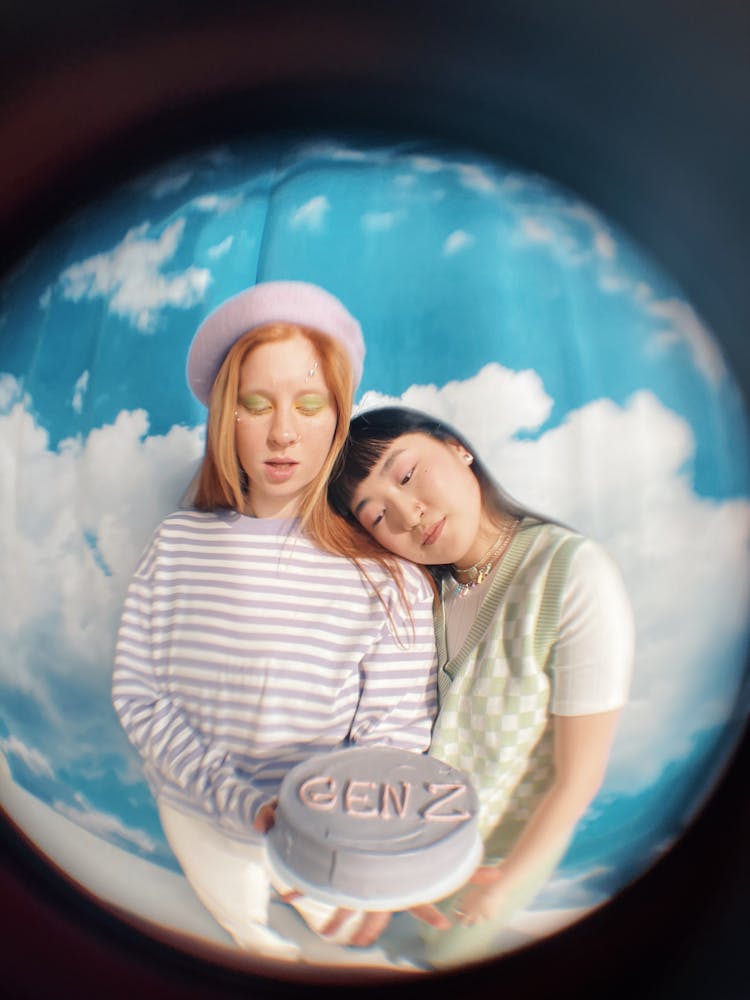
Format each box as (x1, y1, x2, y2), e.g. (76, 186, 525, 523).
(349, 568, 438, 752)
(317, 711, 621, 941)
(112, 545, 267, 835)
(453, 539, 634, 926)
(454, 708, 621, 925)
(318, 711, 620, 943)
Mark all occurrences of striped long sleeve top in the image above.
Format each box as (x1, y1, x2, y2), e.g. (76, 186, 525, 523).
(112, 509, 438, 840)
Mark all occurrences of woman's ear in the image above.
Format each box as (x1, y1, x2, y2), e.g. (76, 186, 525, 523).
(446, 438, 474, 465)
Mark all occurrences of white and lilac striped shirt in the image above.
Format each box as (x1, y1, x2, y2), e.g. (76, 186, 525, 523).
(113, 510, 438, 840)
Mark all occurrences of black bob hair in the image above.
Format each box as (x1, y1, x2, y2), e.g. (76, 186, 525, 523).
(328, 405, 549, 579)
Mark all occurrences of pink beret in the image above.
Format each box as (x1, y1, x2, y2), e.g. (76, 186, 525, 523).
(186, 281, 365, 406)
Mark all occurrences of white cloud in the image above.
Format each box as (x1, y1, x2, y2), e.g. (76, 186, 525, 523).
(192, 193, 243, 214)
(565, 203, 617, 261)
(0, 372, 23, 409)
(515, 214, 585, 266)
(207, 235, 235, 259)
(409, 154, 499, 195)
(72, 370, 89, 414)
(297, 141, 368, 162)
(519, 216, 557, 246)
(595, 229, 617, 261)
(512, 195, 727, 387)
(0, 735, 54, 778)
(443, 230, 475, 256)
(532, 866, 612, 911)
(150, 171, 193, 198)
(409, 155, 442, 173)
(0, 380, 204, 741)
(362, 211, 402, 233)
(360, 369, 750, 792)
(598, 274, 727, 387)
(53, 791, 158, 854)
(58, 219, 211, 332)
(455, 162, 497, 194)
(357, 362, 554, 443)
(647, 297, 727, 387)
(512, 196, 620, 271)
(598, 273, 629, 294)
(290, 195, 330, 231)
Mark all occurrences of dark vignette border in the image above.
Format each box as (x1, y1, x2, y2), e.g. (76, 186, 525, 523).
(0, 3, 748, 998)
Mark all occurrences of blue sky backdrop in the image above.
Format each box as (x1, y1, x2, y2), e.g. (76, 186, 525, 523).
(0, 135, 748, 929)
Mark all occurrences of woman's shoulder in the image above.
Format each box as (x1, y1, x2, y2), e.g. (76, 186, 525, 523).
(514, 517, 580, 557)
(161, 507, 218, 523)
(519, 516, 577, 539)
(517, 520, 628, 586)
(143, 508, 256, 553)
(566, 536, 632, 610)
(359, 556, 435, 601)
(539, 529, 633, 630)
(159, 509, 304, 535)
(156, 507, 225, 533)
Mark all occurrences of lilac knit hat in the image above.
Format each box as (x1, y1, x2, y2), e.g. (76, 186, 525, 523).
(186, 281, 365, 406)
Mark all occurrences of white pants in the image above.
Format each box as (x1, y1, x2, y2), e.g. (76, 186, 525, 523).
(157, 799, 367, 960)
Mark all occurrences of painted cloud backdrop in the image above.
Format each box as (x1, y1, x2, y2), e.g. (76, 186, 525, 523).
(0, 137, 748, 932)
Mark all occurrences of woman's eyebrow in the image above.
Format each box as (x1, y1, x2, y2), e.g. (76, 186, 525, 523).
(381, 447, 406, 474)
(353, 496, 369, 518)
(352, 449, 406, 518)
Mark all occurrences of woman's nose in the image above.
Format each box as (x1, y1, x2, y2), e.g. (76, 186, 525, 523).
(391, 496, 424, 531)
(268, 409, 300, 447)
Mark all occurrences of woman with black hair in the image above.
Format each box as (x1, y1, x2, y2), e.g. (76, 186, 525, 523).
(329, 406, 634, 965)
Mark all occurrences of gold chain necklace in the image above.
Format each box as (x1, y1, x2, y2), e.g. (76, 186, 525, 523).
(450, 518, 518, 598)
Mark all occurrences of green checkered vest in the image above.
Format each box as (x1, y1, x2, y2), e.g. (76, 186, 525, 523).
(429, 519, 585, 861)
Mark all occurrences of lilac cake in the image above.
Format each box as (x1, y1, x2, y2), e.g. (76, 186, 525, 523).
(266, 746, 482, 910)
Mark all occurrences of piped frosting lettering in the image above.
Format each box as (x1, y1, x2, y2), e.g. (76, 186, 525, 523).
(344, 780, 379, 817)
(421, 783, 471, 822)
(296, 774, 471, 823)
(298, 775, 336, 811)
(380, 781, 411, 819)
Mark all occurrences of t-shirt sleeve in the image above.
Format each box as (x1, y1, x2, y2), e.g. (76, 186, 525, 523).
(549, 539, 634, 716)
(348, 564, 438, 752)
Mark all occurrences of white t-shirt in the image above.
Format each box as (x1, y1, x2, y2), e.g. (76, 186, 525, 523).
(444, 537, 633, 715)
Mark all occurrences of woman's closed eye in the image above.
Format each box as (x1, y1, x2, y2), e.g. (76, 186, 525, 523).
(238, 394, 271, 415)
(237, 394, 328, 416)
(399, 466, 415, 486)
(295, 394, 329, 416)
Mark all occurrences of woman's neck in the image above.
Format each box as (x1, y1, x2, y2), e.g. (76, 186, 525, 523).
(453, 511, 514, 571)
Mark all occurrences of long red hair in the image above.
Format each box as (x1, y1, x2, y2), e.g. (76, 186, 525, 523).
(191, 323, 431, 609)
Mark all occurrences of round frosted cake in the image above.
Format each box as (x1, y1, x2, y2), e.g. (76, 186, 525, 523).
(265, 746, 482, 910)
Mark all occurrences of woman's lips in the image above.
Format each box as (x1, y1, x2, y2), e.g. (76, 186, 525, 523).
(264, 460, 298, 483)
(422, 517, 445, 547)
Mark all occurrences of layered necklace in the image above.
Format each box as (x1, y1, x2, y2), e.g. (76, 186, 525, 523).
(450, 517, 519, 598)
